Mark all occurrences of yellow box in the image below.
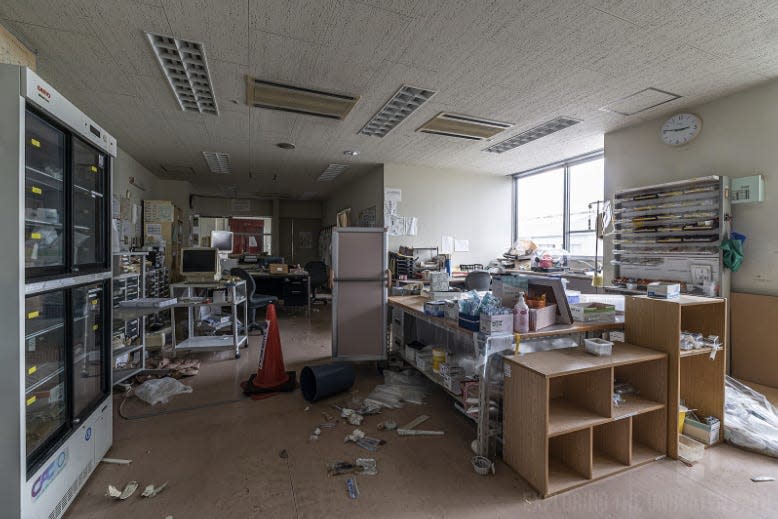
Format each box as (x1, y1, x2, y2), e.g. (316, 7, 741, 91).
(268, 263, 288, 274)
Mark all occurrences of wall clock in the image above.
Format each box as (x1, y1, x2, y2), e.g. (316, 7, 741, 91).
(660, 113, 702, 146)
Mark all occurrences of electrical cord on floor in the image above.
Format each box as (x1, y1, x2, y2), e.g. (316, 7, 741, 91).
(118, 387, 246, 421)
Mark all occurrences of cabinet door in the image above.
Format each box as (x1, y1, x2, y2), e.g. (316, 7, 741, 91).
(25, 290, 68, 471)
(24, 110, 66, 275)
(72, 283, 108, 419)
(72, 137, 108, 270)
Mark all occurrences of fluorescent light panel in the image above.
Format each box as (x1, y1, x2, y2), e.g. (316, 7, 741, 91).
(246, 77, 359, 120)
(483, 117, 581, 153)
(147, 32, 219, 115)
(202, 151, 231, 174)
(317, 163, 348, 182)
(359, 85, 436, 137)
(417, 112, 513, 140)
(600, 87, 681, 116)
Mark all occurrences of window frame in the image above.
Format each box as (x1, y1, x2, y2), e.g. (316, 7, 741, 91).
(512, 150, 604, 258)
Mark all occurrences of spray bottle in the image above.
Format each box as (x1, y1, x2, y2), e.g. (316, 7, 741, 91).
(514, 291, 529, 334)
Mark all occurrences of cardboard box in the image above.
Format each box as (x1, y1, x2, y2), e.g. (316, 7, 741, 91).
(492, 274, 529, 307)
(683, 416, 720, 445)
(268, 263, 288, 274)
(570, 302, 616, 322)
(647, 282, 681, 299)
(480, 312, 513, 335)
(529, 304, 557, 331)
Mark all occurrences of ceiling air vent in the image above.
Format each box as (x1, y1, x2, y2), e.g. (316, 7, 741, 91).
(484, 116, 581, 154)
(317, 164, 348, 182)
(359, 85, 436, 138)
(147, 33, 218, 115)
(600, 87, 681, 116)
(417, 112, 512, 140)
(202, 151, 231, 174)
(246, 77, 359, 120)
(159, 164, 196, 179)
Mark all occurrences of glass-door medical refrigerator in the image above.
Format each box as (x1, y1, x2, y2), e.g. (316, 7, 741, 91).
(0, 64, 117, 519)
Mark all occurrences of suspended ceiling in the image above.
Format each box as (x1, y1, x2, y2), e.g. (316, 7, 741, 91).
(2, 0, 777, 199)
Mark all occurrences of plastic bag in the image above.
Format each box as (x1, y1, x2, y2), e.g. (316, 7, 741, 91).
(724, 376, 778, 458)
(364, 369, 428, 409)
(134, 377, 193, 405)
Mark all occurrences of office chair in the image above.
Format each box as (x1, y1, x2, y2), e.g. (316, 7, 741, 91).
(464, 270, 492, 291)
(231, 268, 278, 334)
(305, 260, 329, 305)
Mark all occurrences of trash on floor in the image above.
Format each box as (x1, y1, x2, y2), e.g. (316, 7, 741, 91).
(309, 427, 322, 441)
(356, 458, 378, 475)
(327, 461, 361, 476)
(751, 476, 775, 482)
(140, 481, 168, 498)
(101, 458, 132, 465)
(106, 481, 139, 500)
(279, 449, 288, 459)
(319, 422, 337, 429)
(300, 363, 356, 403)
(134, 377, 193, 405)
(364, 369, 428, 409)
(346, 478, 360, 499)
(340, 408, 364, 426)
(401, 414, 429, 430)
(472, 456, 495, 475)
(344, 429, 366, 443)
(724, 377, 778, 458)
(377, 420, 397, 431)
(355, 436, 385, 452)
(304, 406, 311, 412)
(397, 429, 444, 436)
(322, 411, 335, 422)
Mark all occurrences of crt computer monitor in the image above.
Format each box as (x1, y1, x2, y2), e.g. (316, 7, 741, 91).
(211, 230, 233, 252)
(180, 247, 221, 282)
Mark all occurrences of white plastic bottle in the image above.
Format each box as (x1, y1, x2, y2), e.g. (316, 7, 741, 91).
(514, 292, 529, 333)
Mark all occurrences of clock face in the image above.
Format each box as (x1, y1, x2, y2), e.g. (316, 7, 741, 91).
(660, 113, 702, 146)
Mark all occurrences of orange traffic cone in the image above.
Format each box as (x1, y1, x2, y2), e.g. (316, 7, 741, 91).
(241, 304, 296, 399)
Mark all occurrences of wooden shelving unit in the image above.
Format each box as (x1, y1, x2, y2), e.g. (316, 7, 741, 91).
(625, 295, 726, 459)
(502, 343, 667, 497)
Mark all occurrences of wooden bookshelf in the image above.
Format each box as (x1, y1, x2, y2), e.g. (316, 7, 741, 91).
(503, 343, 668, 497)
(625, 295, 726, 459)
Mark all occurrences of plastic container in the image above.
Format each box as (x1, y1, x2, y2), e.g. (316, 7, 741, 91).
(300, 363, 356, 402)
(565, 289, 581, 305)
(579, 293, 625, 312)
(431, 348, 447, 373)
(584, 338, 613, 356)
(458, 314, 480, 331)
(678, 434, 705, 464)
(513, 292, 529, 334)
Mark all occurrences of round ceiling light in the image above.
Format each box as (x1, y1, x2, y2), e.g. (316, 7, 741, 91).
(276, 142, 296, 150)
(343, 150, 359, 157)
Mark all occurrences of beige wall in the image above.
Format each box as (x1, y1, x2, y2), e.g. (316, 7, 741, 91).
(323, 165, 384, 227)
(383, 162, 512, 267)
(604, 78, 778, 295)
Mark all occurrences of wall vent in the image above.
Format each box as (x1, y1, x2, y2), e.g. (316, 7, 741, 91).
(483, 116, 581, 153)
(359, 85, 436, 138)
(147, 33, 218, 115)
(246, 77, 359, 120)
(160, 164, 196, 178)
(417, 112, 512, 140)
(202, 151, 231, 174)
(317, 164, 348, 182)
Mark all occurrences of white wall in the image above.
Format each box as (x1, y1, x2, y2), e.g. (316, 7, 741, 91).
(383, 163, 512, 267)
(604, 79, 778, 295)
(323, 165, 384, 226)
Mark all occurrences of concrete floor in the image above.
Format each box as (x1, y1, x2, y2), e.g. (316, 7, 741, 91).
(64, 307, 778, 519)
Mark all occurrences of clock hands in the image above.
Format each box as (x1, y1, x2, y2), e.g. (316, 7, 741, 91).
(663, 127, 691, 133)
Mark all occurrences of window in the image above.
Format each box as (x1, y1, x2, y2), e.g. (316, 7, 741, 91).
(513, 152, 604, 258)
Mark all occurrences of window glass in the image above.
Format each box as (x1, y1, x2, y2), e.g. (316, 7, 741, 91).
(569, 158, 604, 257)
(516, 168, 564, 249)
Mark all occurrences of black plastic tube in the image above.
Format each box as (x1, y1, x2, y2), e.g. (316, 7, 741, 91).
(300, 363, 356, 402)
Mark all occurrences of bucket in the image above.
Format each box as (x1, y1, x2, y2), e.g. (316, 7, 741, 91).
(678, 405, 688, 433)
(300, 363, 356, 402)
(432, 348, 447, 373)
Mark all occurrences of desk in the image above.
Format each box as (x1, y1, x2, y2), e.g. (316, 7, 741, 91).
(387, 295, 624, 457)
(246, 270, 311, 316)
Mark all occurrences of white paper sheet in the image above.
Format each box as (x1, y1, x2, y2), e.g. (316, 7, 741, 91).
(405, 217, 418, 236)
(441, 235, 454, 254)
(454, 239, 470, 252)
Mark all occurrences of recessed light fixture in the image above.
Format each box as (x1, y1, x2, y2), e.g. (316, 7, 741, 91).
(146, 32, 218, 115)
(343, 150, 359, 156)
(202, 151, 231, 174)
(276, 142, 296, 150)
(359, 84, 436, 138)
(483, 117, 581, 154)
(417, 112, 513, 140)
(600, 87, 682, 116)
(317, 163, 348, 182)
(246, 77, 359, 120)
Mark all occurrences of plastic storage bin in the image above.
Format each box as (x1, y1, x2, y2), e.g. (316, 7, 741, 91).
(678, 434, 705, 464)
(584, 338, 613, 356)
